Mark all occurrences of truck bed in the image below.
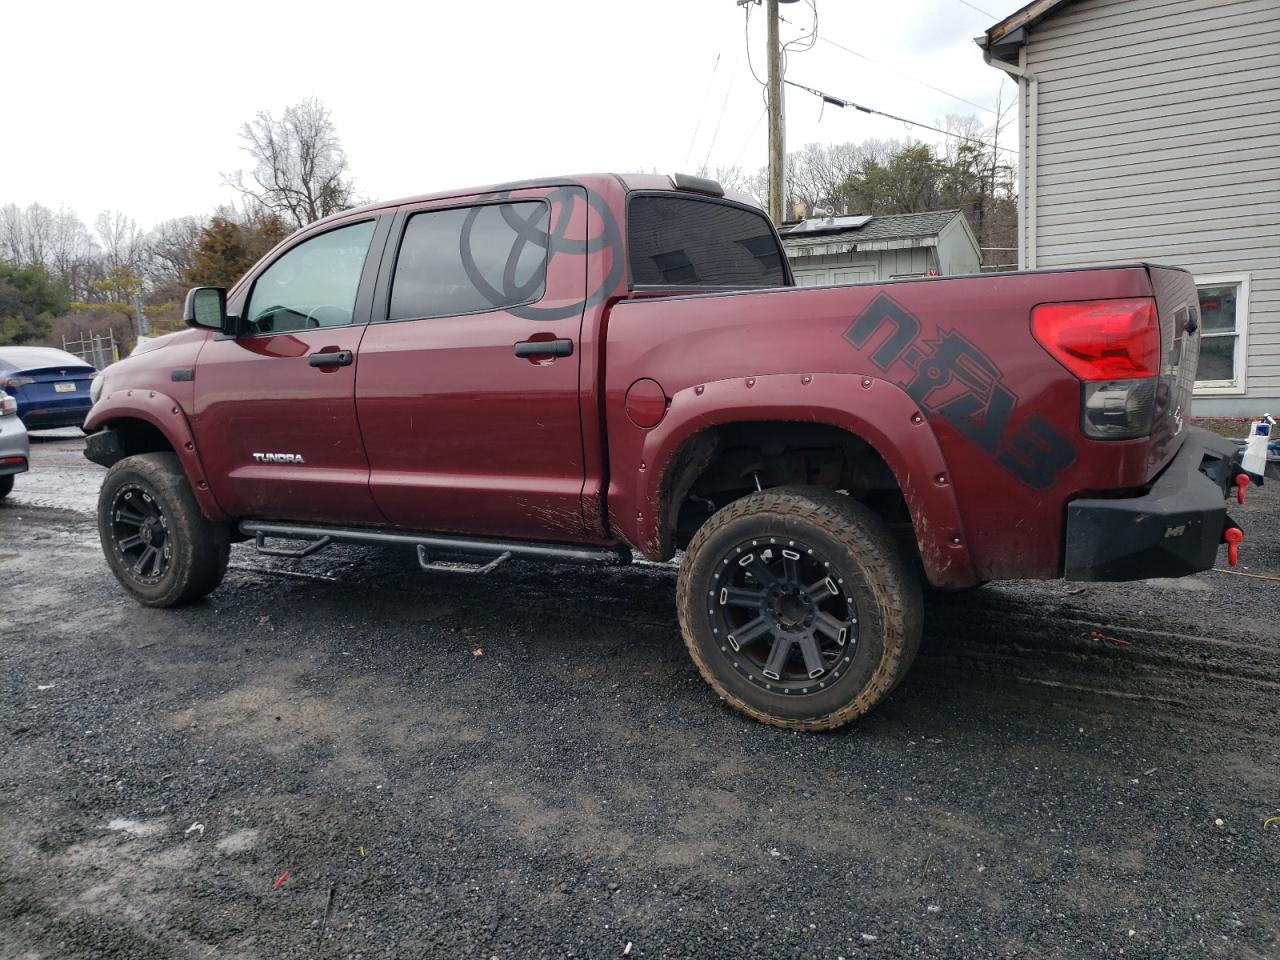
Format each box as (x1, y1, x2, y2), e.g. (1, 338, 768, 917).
(601, 264, 1201, 585)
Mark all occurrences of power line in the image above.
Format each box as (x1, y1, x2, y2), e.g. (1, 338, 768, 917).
(956, 0, 998, 19)
(820, 35, 997, 115)
(784, 79, 1020, 155)
(781, 0, 819, 64)
(701, 78, 737, 171)
(744, 4, 767, 89)
(683, 52, 723, 170)
(779, 12, 998, 116)
(732, 107, 768, 168)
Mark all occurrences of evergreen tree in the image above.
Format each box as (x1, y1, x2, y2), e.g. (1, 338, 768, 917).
(0, 262, 70, 344)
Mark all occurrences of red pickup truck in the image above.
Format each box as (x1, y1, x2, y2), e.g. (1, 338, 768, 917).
(85, 173, 1249, 730)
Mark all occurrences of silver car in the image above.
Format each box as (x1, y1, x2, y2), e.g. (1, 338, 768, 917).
(0, 390, 29, 499)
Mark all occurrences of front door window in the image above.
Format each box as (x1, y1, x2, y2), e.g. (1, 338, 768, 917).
(244, 220, 376, 334)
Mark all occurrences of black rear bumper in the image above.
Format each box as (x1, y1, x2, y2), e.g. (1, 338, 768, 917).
(21, 408, 89, 430)
(1064, 427, 1242, 582)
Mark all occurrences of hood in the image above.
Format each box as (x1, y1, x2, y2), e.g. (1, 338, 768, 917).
(130, 328, 204, 357)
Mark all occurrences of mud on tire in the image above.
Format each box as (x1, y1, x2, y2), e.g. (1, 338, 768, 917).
(676, 486, 923, 731)
(97, 452, 230, 608)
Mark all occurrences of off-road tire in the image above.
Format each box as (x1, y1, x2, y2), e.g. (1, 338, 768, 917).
(0, 474, 13, 499)
(97, 453, 230, 607)
(677, 486, 923, 731)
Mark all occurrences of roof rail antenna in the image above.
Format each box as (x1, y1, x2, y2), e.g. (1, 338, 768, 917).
(671, 173, 725, 197)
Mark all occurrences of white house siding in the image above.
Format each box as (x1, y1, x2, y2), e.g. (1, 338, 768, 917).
(1024, 0, 1280, 415)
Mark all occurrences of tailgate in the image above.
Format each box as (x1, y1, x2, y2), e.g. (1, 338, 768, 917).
(1146, 266, 1202, 476)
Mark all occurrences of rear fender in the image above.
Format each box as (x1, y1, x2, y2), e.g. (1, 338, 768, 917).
(84, 390, 228, 522)
(610, 372, 977, 588)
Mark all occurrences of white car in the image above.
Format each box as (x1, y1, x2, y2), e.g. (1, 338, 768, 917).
(0, 391, 30, 499)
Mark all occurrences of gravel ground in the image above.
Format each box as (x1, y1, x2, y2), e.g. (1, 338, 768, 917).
(1, 433, 1278, 959)
(1192, 418, 1261, 440)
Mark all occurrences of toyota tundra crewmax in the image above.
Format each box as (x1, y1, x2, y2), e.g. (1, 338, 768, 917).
(83, 173, 1254, 730)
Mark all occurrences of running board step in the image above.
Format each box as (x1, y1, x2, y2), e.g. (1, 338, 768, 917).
(254, 532, 332, 558)
(240, 521, 632, 568)
(417, 546, 511, 576)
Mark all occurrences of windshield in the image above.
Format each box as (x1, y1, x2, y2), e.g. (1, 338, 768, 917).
(627, 195, 787, 289)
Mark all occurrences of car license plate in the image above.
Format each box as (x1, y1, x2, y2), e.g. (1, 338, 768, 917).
(54, 382, 76, 392)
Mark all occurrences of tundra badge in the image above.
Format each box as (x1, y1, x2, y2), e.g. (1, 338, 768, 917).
(253, 453, 306, 464)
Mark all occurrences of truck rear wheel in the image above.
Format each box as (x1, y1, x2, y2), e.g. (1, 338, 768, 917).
(97, 453, 230, 608)
(676, 486, 922, 731)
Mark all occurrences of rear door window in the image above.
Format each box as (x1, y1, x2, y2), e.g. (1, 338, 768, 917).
(627, 195, 786, 288)
(388, 201, 550, 321)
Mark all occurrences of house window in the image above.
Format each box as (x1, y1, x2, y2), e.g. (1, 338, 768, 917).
(1194, 273, 1250, 395)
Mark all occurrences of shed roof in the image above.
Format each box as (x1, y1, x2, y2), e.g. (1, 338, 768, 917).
(779, 209, 964, 243)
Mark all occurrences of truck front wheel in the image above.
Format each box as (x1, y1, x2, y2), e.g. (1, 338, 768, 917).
(97, 453, 230, 608)
(676, 486, 922, 731)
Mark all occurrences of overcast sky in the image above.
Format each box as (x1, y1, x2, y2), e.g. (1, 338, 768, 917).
(4, 0, 1021, 229)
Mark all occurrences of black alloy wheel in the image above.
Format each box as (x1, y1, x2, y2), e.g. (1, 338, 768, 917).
(708, 537, 858, 694)
(677, 486, 923, 731)
(97, 452, 231, 607)
(109, 483, 172, 584)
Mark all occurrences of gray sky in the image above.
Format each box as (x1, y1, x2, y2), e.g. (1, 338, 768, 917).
(5, 0, 1021, 229)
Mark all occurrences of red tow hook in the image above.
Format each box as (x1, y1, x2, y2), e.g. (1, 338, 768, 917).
(1236, 473, 1250, 505)
(1224, 527, 1244, 566)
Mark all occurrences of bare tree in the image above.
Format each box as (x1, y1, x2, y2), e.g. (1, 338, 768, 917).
(1, 203, 102, 301)
(147, 215, 207, 286)
(50, 209, 99, 301)
(694, 163, 760, 200)
(0, 203, 27, 264)
(94, 210, 146, 274)
(786, 142, 867, 215)
(772, 139, 916, 218)
(0, 202, 56, 266)
(226, 98, 355, 230)
(977, 82, 1021, 269)
(741, 167, 769, 209)
(22, 203, 54, 266)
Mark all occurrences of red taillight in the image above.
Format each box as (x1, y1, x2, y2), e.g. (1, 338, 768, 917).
(1, 375, 34, 390)
(1032, 298, 1160, 381)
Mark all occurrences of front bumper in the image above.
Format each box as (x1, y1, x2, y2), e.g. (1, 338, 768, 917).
(0, 413, 30, 476)
(84, 427, 126, 468)
(1064, 427, 1243, 582)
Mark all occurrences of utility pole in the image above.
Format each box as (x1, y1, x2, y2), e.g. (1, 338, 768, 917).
(132, 293, 149, 337)
(765, 0, 786, 225)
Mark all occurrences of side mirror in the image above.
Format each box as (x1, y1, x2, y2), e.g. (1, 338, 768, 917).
(183, 287, 230, 332)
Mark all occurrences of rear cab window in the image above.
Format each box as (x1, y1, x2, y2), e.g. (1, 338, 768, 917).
(626, 194, 787, 289)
